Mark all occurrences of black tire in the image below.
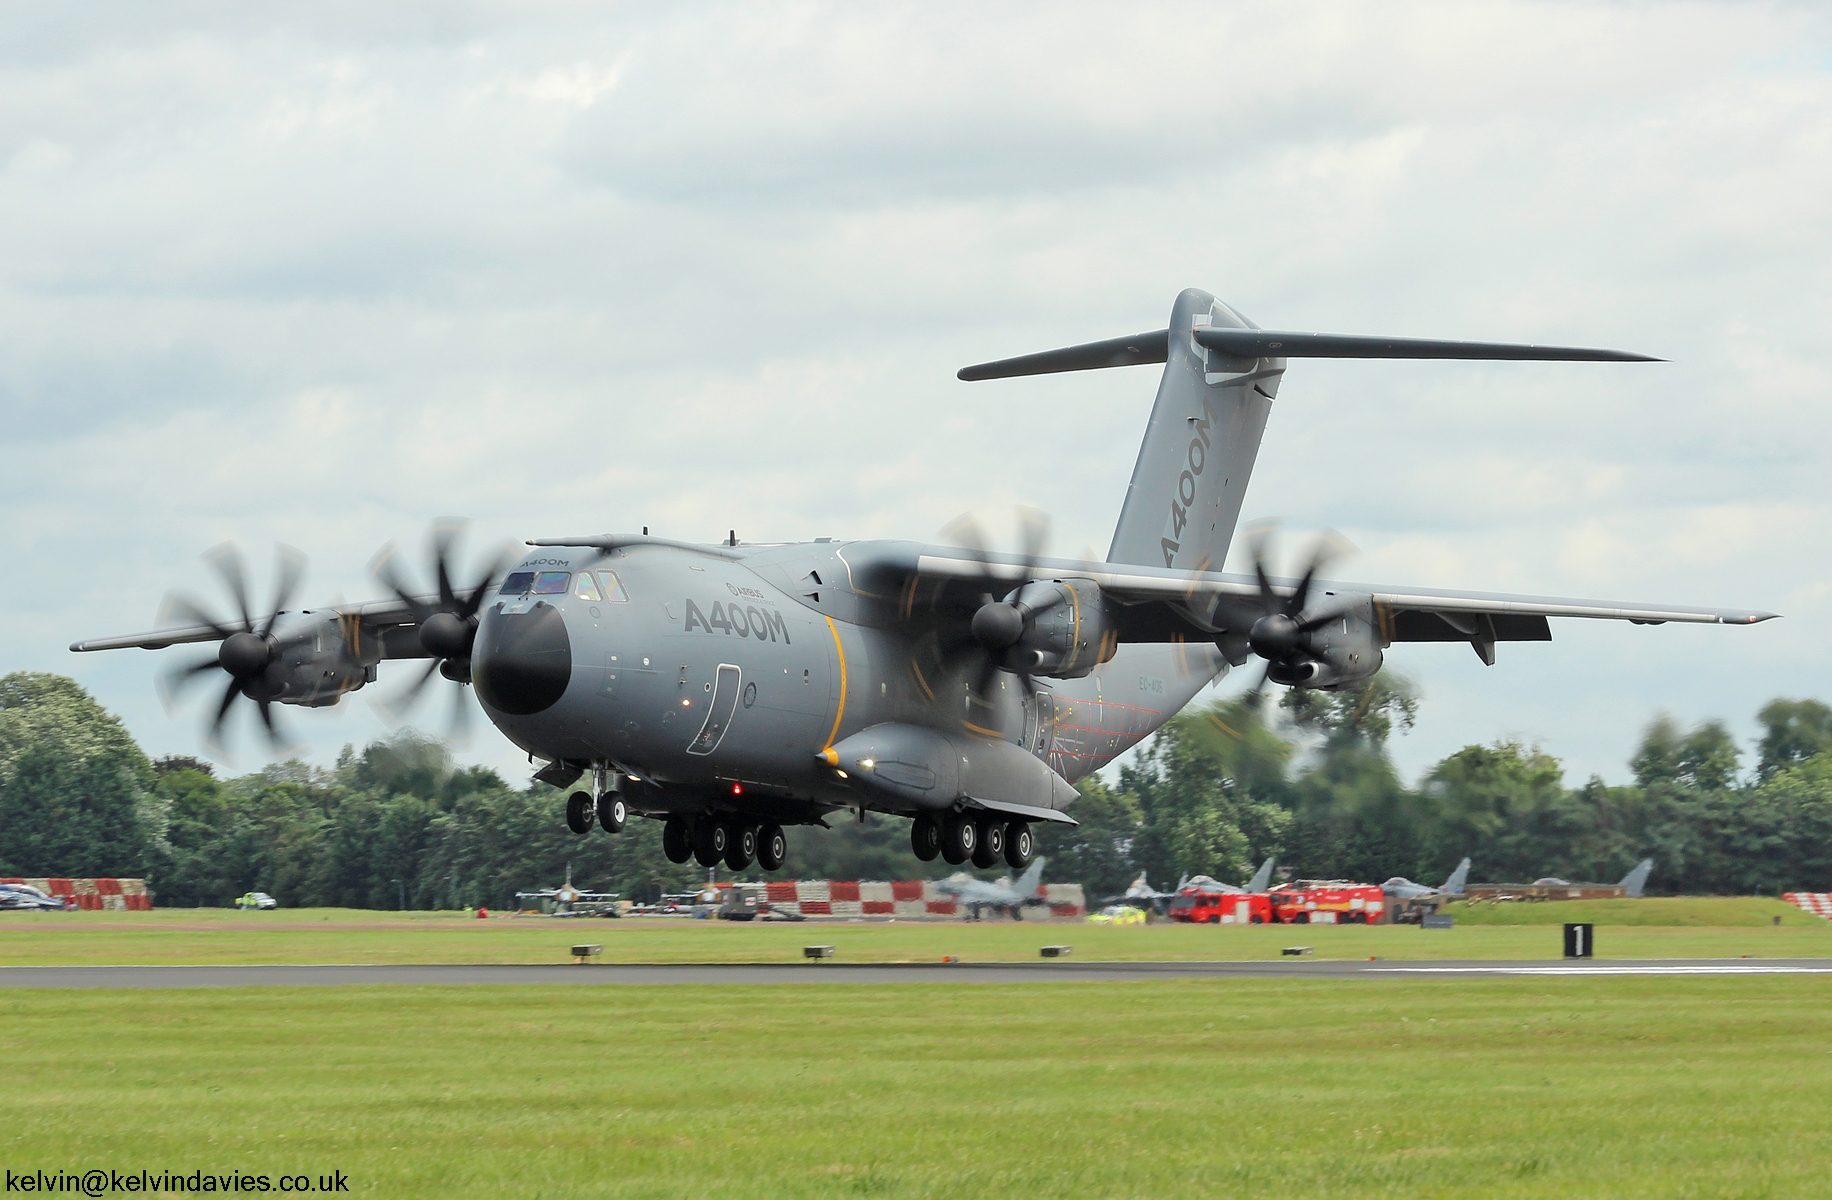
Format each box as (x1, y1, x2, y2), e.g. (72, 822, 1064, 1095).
(971, 816, 1002, 869)
(597, 794, 627, 833)
(662, 816, 692, 864)
(1003, 822, 1033, 869)
(725, 822, 756, 872)
(756, 823, 787, 872)
(565, 791, 593, 835)
(693, 819, 728, 868)
(942, 812, 976, 866)
(910, 815, 942, 862)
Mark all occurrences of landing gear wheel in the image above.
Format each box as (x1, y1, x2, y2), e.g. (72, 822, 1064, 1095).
(597, 794, 627, 833)
(725, 822, 756, 872)
(693, 818, 728, 868)
(910, 815, 942, 862)
(565, 791, 593, 835)
(1003, 822, 1033, 869)
(941, 812, 976, 866)
(756, 823, 787, 872)
(971, 817, 1003, 869)
(662, 816, 692, 864)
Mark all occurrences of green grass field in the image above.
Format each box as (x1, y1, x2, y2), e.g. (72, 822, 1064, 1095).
(2, 898, 1826, 967)
(6, 978, 1832, 1198)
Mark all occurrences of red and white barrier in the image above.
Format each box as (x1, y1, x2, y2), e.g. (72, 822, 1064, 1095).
(756, 878, 1084, 919)
(1784, 892, 1832, 918)
(2, 877, 152, 910)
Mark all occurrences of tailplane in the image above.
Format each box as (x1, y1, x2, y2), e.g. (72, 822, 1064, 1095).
(957, 291, 1657, 575)
(1441, 857, 1472, 895)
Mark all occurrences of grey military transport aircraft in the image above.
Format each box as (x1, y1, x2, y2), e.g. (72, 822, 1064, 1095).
(72, 288, 1777, 876)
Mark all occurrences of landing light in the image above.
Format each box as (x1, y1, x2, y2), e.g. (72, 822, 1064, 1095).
(834, 769, 849, 779)
(860, 758, 875, 769)
(681, 698, 691, 707)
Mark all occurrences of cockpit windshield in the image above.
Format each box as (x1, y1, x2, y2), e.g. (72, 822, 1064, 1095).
(500, 572, 535, 595)
(533, 571, 570, 594)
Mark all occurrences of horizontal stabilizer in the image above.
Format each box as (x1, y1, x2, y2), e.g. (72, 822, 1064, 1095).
(957, 329, 1169, 381)
(1192, 328, 1660, 362)
(955, 326, 1661, 381)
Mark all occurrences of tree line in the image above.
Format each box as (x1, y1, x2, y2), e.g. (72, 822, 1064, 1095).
(3, 671, 1831, 908)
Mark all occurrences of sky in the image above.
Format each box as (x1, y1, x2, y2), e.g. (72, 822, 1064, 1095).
(2, 1, 1827, 788)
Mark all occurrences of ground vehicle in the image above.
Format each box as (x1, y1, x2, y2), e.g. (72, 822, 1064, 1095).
(234, 891, 278, 910)
(1168, 888, 1270, 924)
(1267, 881, 1384, 924)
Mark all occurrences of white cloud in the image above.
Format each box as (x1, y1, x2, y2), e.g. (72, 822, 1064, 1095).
(1, 1, 1828, 785)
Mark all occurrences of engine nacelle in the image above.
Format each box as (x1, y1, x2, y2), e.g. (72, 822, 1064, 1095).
(1006, 579, 1113, 680)
(1269, 597, 1384, 690)
(268, 611, 374, 707)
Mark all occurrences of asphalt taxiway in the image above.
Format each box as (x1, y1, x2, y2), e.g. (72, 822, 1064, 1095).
(4, 959, 1831, 988)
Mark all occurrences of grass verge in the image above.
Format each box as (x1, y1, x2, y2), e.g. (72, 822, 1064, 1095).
(3, 904, 1829, 966)
(4, 978, 1832, 1197)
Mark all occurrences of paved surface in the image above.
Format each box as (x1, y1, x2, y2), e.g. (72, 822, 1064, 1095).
(5, 959, 1832, 988)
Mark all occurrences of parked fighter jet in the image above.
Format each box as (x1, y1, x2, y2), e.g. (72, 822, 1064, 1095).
(932, 858, 1049, 920)
(0, 883, 68, 912)
(1533, 859, 1654, 898)
(73, 288, 1775, 874)
(1382, 857, 1472, 901)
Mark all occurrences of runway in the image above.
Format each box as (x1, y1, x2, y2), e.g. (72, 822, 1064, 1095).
(5, 959, 1832, 988)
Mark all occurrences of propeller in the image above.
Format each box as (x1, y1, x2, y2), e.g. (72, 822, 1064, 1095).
(907, 507, 1069, 733)
(367, 518, 516, 739)
(157, 542, 310, 756)
(1232, 524, 1353, 702)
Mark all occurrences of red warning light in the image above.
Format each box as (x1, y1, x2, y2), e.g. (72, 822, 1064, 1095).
(731, 783, 743, 795)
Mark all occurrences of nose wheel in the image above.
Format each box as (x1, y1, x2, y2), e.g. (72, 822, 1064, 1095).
(564, 791, 593, 835)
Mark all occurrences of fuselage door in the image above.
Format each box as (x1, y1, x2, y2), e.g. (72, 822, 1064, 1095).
(687, 663, 743, 756)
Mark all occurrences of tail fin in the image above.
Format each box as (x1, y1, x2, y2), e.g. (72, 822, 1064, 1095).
(1014, 857, 1046, 898)
(1245, 856, 1275, 893)
(1108, 290, 1275, 571)
(1441, 857, 1471, 895)
(1618, 858, 1653, 898)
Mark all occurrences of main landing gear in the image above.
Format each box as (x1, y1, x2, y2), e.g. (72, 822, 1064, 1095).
(661, 815, 789, 873)
(912, 813, 1033, 870)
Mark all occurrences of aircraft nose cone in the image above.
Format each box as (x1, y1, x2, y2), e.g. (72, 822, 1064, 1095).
(473, 601, 572, 715)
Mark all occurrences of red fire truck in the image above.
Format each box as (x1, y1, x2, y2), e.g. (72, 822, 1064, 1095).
(1267, 880, 1385, 924)
(1168, 888, 1271, 924)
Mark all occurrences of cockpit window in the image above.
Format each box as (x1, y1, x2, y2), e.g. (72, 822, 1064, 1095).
(575, 572, 602, 602)
(500, 571, 535, 595)
(597, 570, 629, 602)
(533, 571, 571, 594)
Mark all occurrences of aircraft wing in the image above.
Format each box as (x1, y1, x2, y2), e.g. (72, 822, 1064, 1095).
(905, 551, 1777, 637)
(69, 596, 431, 654)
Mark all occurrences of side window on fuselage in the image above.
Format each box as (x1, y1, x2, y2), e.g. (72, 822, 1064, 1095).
(575, 572, 602, 602)
(597, 570, 629, 602)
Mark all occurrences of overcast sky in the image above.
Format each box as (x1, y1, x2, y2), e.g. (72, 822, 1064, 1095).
(3, 1, 1827, 787)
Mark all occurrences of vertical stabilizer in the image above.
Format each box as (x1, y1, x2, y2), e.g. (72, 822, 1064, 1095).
(1014, 857, 1046, 899)
(1618, 858, 1653, 898)
(1245, 856, 1275, 893)
(1441, 857, 1471, 895)
(1107, 289, 1281, 570)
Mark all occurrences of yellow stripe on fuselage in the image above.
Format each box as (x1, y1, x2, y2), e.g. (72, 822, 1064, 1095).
(822, 614, 848, 750)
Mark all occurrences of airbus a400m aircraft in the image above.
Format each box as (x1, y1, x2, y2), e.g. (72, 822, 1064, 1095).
(73, 288, 1775, 875)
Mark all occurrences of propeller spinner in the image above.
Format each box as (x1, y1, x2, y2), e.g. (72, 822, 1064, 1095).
(157, 542, 310, 755)
(368, 519, 516, 738)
